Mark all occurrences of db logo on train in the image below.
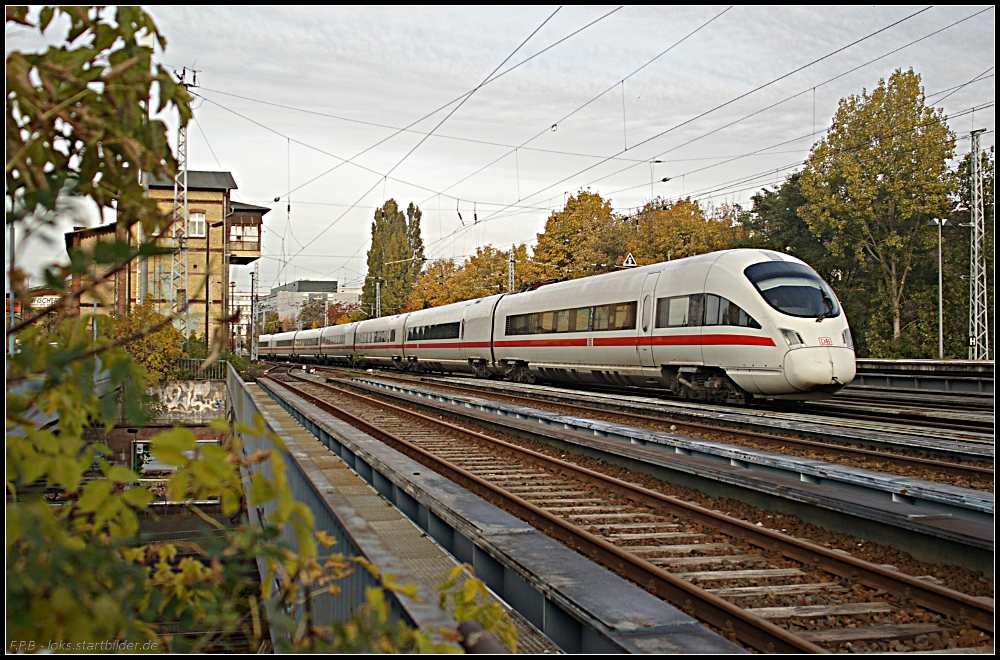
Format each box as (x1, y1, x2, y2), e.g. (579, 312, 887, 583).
(818, 337, 834, 346)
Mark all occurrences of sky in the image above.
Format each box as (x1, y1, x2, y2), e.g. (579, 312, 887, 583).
(6, 5, 995, 295)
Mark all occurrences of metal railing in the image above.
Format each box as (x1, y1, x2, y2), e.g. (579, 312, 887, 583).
(176, 357, 227, 380)
(226, 363, 391, 644)
(227, 239, 260, 252)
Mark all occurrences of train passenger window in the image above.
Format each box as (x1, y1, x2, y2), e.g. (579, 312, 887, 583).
(592, 306, 610, 331)
(704, 294, 761, 329)
(641, 295, 652, 332)
(655, 295, 704, 328)
(593, 302, 637, 331)
(539, 311, 557, 333)
(390, 329, 396, 342)
(704, 294, 721, 325)
(668, 297, 689, 326)
(506, 315, 529, 335)
(504, 302, 632, 335)
(556, 310, 570, 333)
(689, 294, 704, 327)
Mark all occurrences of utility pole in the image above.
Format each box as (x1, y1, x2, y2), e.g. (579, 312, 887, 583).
(968, 129, 989, 360)
(170, 67, 197, 338)
(508, 248, 515, 293)
(929, 218, 949, 359)
(375, 279, 382, 318)
(249, 270, 257, 361)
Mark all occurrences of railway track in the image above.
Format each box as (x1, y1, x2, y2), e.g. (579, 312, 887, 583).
(304, 365, 993, 491)
(265, 368, 993, 654)
(799, 398, 993, 434)
(834, 387, 994, 413)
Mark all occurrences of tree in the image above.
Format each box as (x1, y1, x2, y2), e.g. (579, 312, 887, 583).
(295, 298, 358, 328)
(744, 174, 876, 355)
(532, 191, 628, 277)
(7, 8, 512, 652)
(262, 311, 284, 334)
(361, 200, 424, 316)
(625, 197, 743, 265)
(406, 258, 463, 309)
(405, 245, 540, 310)
(298, 298, 327, 329)
(112, 296, 185, 385)
(799, 69, 955, 344)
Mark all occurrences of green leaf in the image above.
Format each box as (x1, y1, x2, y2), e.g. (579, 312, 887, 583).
(78, 480, 113, 513)
(50, 455, 85, 492)
(149, 428, 196, 466)
(106, 465, 139, 484)
(121, 486, 153, 508)
(248, 474, 276, 505)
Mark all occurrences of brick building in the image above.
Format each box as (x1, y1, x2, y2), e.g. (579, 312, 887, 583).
(65, 171, 266, 343)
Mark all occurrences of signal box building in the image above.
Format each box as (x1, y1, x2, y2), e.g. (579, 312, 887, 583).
(65, 171, 266, 342)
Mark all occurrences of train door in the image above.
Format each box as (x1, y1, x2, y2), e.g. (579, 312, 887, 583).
(650, 268, 704, 366)
(638, 272, 659, 367)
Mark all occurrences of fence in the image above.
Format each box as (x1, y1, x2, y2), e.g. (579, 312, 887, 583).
(176, 357, 228, 381)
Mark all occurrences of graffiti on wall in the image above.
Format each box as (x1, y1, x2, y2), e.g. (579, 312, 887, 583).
(149, 380, 226, 424)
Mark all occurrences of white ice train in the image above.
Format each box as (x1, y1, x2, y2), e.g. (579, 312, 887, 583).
(260, 249, 856, 403)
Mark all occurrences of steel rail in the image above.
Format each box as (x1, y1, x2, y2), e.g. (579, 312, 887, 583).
(316, 367, 993, 481)
(273, 373, 995, 638)
(799, 403, 994, 433)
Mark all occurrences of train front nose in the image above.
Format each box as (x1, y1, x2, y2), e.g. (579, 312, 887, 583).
(783, 347, 856, 392)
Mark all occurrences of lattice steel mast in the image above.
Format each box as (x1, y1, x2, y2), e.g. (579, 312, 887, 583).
(968, 129, 989, 360)
(170, 67, 197, 337)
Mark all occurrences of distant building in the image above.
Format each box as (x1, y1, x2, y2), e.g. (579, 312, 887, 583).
(231, 290, 255, 356)
(259, 280, 360, 328)
(65, 171, 267, 346)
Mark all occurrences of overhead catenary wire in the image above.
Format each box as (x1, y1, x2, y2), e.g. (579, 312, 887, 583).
(582, 5, 996, 192)
(214, 8, 991, 290)
(194, 87, 659, 164)
(418, 6, 931, 254)
(191, 7, 625, 288)
(268, 5, 621, 203)
(417, 6, 734, 207)
(656, 101, 995, 204)
(271, 7, 580, 285)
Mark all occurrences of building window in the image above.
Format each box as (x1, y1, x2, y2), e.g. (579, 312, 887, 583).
(230, 224, 259, 242)
(189, 212, 206, 237)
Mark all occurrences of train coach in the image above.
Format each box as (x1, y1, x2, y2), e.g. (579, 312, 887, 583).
(259, 249, 855, 403)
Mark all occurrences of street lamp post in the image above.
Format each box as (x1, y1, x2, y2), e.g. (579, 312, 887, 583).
(229, 280, 236, 351)
(928, 218, 951, 359)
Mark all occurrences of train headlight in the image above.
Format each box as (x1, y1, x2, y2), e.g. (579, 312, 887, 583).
(842, 328, 854, 350)
(780, 328, 804, 348)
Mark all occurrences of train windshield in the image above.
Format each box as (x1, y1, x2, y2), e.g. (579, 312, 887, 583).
(744, 261, 840, 319)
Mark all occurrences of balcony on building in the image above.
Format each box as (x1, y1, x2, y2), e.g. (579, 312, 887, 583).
(228, 202, 268, 265)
